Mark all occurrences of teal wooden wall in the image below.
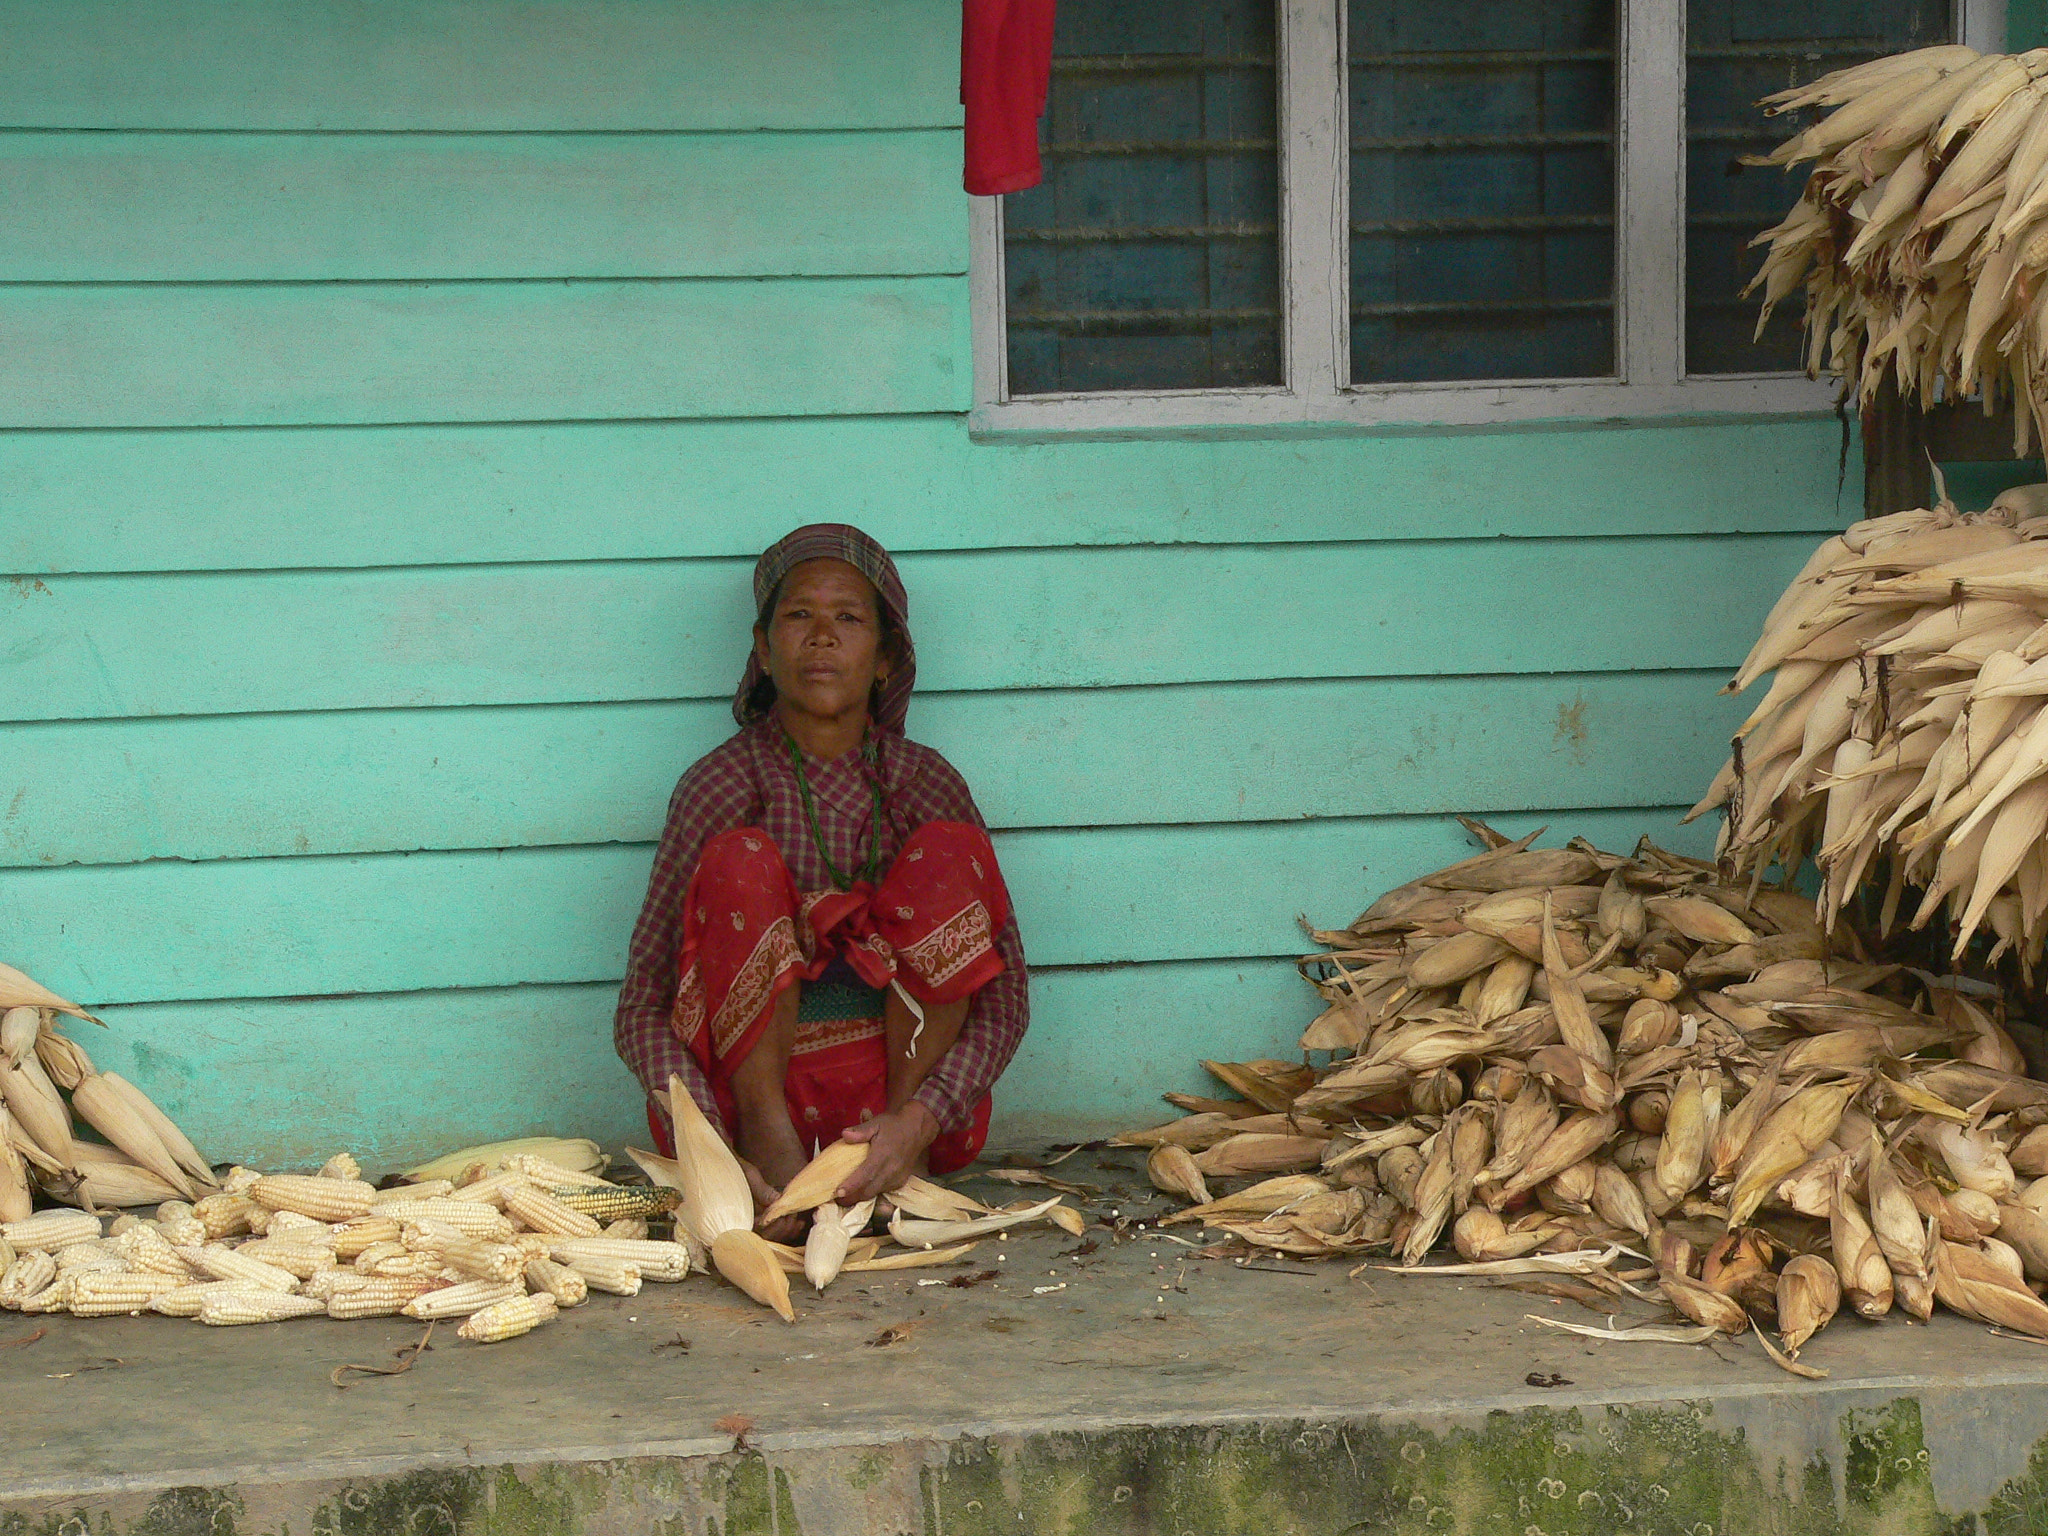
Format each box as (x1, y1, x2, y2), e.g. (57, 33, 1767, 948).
(1, 0, 1860, 1167)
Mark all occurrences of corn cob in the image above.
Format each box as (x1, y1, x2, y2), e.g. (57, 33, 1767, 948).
(150, 1281, 240, 1317)
(457, 1291, 558, 1342)
(250, 1174, 374, 1221)
(376, 1198, 516, 1242)
(235, 1239, 338, 1281)
(401, 1221, 523, 1283)
(194, 1192, 260, 1240)
(68, 1268, 187, 1315)
(0, 1249, 57, 1306)
(176, 1243, 300, 1294)
(502, 1183, 603, 1238)
(263, 1210, 335, 1244)
(332, 1216, 402, 1260)
(318, 1152, 362, 1181)
(374, 1178, 454, 1204)
(402, 1279, 523, 1319)
(548, 1237, 690, 1281)
(547, 1184, 678, 1221)
(402, 1137, 605, 1184)
(601, 1216, 649, 1240)
(18, 1272, 75, 1312)
(3, 1209, 99, 1251)
(447, 1170, 527, 1205)
(523, 1256, 588, 1307)
(559, 1254, 641, 1296)
(506, 1153, 620, 1189)
(326, 1276, 436, 1318)
(197, 1288, 326, 1325)
(359, 1248, 445, 1280)
(116, 1223, 196, 1278)
(56, 1239, 124, 1275)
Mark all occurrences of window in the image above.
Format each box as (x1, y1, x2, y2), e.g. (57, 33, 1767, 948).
(969, 0, 1999, 432)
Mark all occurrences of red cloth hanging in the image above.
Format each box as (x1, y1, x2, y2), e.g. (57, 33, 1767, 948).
(961, 0, 1056, 196)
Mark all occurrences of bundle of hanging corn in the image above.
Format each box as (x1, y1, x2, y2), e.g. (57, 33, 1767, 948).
(1689, 489, 2048, 969)
(1745, 43, 2048, 447)
(1116, 823, 2048, 1366)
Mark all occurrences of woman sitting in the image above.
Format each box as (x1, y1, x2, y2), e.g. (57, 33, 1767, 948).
(614, 524, 1028, 1227)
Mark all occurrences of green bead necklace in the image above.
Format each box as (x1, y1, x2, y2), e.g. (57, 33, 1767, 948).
(784, 732, 886, 891)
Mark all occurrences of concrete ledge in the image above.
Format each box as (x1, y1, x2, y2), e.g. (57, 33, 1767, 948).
(7, 1152, 2048, 1534)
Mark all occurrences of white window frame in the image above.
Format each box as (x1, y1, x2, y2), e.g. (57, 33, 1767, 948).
(969, 0, 2006, 434)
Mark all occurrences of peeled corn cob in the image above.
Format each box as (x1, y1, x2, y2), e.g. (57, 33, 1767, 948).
(548, 1237, 690, 1282)
(197, 1288, 326, 1325)
(326, 1277, 436, 1318)
(250, 1174, 373, 1221)
(0, 1249, 57, 1306)
(558, 1254, 641, 1296)
(318, 1152, 361, 1181)
(149, 1281, 239, 1317)
(402, 1279, 523, 1319)
(176, 1243, 300, 1294)
(547, 1184, 678, 1221)
(3, 1209, 99, 1251)
(457, 1291, 558, 1343)
(69, 1269, 186, 1315)
(502, 1183, 602, 1238)
(523, 1256, 588, 1307)
(376, 1198, 516, 1242)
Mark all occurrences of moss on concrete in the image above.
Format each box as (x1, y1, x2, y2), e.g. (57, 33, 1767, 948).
(9, 1396, 2048, 1536)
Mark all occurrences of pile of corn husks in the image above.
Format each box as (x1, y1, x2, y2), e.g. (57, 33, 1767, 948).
(1, 967, 1080, 1336)
(1746, 44, 2048, 448)
(1690, 492, 2048, 972)
(1118, 823, 2048, 1368)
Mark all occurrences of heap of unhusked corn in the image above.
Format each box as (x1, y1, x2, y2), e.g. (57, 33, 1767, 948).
(1745, 44, 2048, 449)
(1691, 493, 2048, 970)
(1118, 822, 2048, 1367)
(1, 968, 218, 1222)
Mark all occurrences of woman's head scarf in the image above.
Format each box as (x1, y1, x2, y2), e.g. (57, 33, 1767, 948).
(735, 523, 916, 733)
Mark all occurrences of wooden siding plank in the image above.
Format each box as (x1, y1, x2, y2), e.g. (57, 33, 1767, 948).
(0, 277, 967, 428)
(0, 811, 1719, 1005)
(2, 673, 1741, 867)
(0, 416, 1855, 577)
(0, 131, 962, 282)
(0, 536, 1812, 722)
(83, 959, 1323, 1167)
(0, 1, 962, 132)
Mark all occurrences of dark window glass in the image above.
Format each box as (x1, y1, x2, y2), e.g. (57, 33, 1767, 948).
(1686, 1, 1953, 375)
(1003, 0, 1282, 396)
(1348, 0, 1618, 384)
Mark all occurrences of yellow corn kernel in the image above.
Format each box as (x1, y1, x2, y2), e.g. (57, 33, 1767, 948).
(250, 1174, 374, 1221)
(458, 1291, 558, 1342)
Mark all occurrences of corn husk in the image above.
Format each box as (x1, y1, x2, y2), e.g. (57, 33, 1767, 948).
(667, 1074, 753, 1245)
(709, 1228, 795, 1321)
(1146, 1144, 1211, 1206)
(1777, 1253, 1842, 1351)
(758, 1140, 873, 1225)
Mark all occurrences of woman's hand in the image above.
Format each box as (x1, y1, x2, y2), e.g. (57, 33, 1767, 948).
(741, 1159, 805, 1244)
(835, 1102, 940, 1204)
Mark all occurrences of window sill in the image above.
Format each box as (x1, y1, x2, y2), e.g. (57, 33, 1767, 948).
(968, 374, 1844, 441)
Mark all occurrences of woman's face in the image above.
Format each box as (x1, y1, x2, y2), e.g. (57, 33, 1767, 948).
(755, 558, 887, 729)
